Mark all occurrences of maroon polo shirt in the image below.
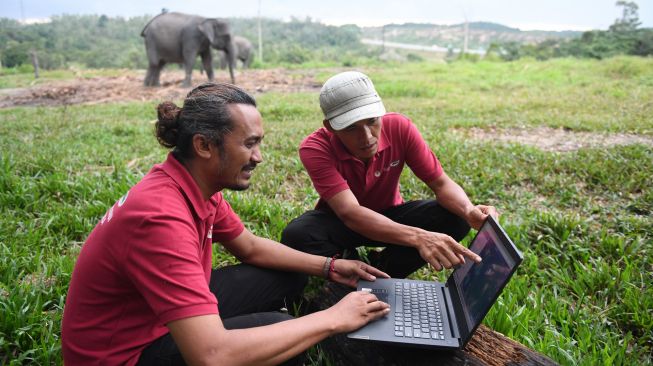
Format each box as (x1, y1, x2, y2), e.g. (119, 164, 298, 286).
(62, 153, 244, 365)
(300, 113, 444, 212)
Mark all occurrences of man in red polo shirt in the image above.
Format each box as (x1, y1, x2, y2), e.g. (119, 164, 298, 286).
(62, 83, 390, 365)
(282, 71, 497, 278)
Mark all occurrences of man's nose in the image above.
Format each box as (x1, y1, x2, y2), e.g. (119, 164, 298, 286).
(361, 125, 372, 141)
(252, 145, 263, 163)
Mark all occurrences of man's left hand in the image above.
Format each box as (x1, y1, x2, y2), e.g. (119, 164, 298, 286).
(466, 205, 499, 230)
(330, 259, 390, 288)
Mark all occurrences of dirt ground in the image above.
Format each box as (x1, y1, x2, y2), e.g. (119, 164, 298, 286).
(454, 126, 653, 152)
(2, 68, 652, 151)
(0, 68, 323, 108)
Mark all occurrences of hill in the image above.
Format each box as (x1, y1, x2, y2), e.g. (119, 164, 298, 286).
(361, 21, 582, 51)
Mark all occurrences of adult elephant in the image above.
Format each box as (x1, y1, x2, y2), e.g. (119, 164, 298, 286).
(141, 12, 235, 87)
(219, 36, 254, 70)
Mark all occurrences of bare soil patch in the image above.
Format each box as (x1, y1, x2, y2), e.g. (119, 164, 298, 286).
(453, 126, 653, 152)
(0, 68, 322, 108)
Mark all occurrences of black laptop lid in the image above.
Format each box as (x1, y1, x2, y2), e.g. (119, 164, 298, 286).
(450, 216, 523, 343)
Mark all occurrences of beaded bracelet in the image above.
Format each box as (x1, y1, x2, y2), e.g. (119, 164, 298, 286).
(327, 254, 340, 279)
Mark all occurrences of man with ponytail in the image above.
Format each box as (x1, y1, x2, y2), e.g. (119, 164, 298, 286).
(62, 83, 390, 365)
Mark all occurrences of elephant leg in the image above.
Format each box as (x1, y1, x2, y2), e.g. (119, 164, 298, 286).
(152, 60, 165, 87)
(144, 66, 155, 86)
(243, 54, 252, 69)
(201, 50, 214, 82)
(218, 52, 227, 70)
(182, 58, 195, 87)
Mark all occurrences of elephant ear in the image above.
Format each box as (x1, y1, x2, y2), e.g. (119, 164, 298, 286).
(198, 20, 216, 44)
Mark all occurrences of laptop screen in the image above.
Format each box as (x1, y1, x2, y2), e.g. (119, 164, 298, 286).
(453, 218, 519, 330)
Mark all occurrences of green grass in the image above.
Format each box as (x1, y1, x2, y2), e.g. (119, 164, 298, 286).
(1, 56, 652, 365)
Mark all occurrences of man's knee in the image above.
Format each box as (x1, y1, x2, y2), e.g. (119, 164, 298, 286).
(280, 218, 308, 249)
(420, 200, 471, 241)
(283, 271, 309, 299)
(449, 214, 471, 242)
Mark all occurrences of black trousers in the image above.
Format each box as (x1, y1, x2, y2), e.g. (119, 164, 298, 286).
(281, 200, 471, 279)
(137, 264, 307, 366)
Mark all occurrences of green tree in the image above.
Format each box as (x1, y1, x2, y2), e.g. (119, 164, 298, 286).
(610, 1, 641, 33)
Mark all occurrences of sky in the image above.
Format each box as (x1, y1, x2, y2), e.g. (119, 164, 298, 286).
(1, 0, 652, 31)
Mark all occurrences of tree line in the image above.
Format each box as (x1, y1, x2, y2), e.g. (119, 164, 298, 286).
(0, 14, 367, 70)
(487, 1, 652, 61)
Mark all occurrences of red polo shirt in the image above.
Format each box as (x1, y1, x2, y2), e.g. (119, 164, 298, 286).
(62, 153, 244, 365)
(300, 113, 443, 212)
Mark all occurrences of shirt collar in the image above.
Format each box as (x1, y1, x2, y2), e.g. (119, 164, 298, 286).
(327, 115, 390, 161)
(159, 153, 215, 219)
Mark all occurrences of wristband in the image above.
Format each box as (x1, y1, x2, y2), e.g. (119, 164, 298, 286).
(322, 257, 332, 279)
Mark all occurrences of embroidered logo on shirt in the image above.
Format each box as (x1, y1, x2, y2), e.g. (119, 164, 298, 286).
(117, 191, 130, 207)
(374, 160, 402, 177)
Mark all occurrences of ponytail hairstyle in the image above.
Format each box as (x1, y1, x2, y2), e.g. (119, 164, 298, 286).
(155, 82, 257, 161)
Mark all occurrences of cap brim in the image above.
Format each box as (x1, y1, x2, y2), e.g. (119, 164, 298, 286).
(328, 101, 386, 130)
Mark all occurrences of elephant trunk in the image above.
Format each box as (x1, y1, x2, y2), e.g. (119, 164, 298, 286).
(225, 40, 236, 84)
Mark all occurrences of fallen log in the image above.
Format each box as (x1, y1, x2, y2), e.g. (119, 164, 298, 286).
(308, 282, 558, 366)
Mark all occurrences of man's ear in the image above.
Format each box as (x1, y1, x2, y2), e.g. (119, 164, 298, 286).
(191, 134, 213, 160)
(323, 119, 335, 132)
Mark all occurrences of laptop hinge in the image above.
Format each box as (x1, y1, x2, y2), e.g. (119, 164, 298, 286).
(446, 276, 471, 343)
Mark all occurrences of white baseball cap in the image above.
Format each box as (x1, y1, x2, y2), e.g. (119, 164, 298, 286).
(319, 71, 386, 130)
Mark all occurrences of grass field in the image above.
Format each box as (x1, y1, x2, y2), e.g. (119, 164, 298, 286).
(1, 56, 652, 365)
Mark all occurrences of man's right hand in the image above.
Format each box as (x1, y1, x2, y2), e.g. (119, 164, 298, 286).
(415, 229, 481, 271)
(327, 291, 390, 333)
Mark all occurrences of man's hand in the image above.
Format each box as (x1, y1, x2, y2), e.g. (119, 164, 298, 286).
(415, 230, 481, 271)
(329, 259, 390, 288)
(326, 291, 390, 333)
(465, 204, 499, 230)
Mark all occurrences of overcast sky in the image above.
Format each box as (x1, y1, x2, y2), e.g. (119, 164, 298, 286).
(2, 0, 651, 31)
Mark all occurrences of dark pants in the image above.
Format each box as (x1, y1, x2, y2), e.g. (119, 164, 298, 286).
(137, 264, 307, 366)
(281, 200, 471, 279)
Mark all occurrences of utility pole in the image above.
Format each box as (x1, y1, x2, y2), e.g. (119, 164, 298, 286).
(463, 19, 469, 54)
(461, 8, 470, 57)
(30, 50, 39, 78)
(381, 25, 385, 54)
(20, 0, 25, 23)
(258, 0, 263, 63)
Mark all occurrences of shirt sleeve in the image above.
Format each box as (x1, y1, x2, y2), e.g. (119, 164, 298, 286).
(125, 211, 218, 325)
(401, 116, 444, 183)
(212, 195, 245, 242)
(299, 135, 350, 201)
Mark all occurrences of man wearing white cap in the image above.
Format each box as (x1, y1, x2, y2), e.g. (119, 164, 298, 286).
(281, 71, 497, 278)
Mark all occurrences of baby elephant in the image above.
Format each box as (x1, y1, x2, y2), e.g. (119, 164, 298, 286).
(219, 36, 254, 70)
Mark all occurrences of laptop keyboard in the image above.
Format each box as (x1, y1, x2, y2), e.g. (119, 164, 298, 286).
(393, 282, 445, 340)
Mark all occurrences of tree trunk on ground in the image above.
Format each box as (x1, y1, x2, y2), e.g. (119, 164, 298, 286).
(307, 282, 559, 366)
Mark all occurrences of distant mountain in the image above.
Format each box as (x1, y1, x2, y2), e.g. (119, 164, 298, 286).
(361, 21, 582, 50)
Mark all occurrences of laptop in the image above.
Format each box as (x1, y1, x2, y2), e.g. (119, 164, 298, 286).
(347, 215, 523, 349)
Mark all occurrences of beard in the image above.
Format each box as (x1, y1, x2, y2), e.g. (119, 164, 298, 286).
(223, 162, 257, 191)
(225, 182, 250, 191)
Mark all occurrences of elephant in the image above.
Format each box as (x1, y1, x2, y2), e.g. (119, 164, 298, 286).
(141, 12, 235, 87)
(219, 36, 254, 70)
